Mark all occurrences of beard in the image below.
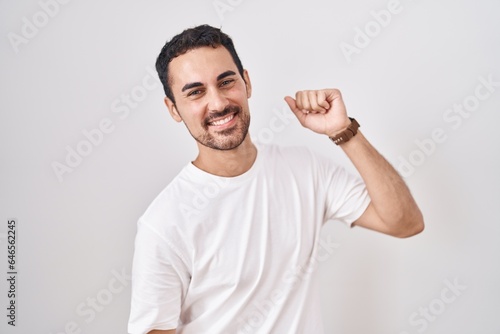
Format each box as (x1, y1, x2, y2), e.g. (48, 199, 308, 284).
(186, 104, 251, 151)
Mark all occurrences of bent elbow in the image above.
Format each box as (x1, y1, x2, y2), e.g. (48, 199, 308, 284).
(396, 212, 425, 238)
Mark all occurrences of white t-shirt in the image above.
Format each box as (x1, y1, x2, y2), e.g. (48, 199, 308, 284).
(128, 144, 370, 334)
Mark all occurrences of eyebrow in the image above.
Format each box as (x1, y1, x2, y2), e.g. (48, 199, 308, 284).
(181, 81, 203, 93)
(216, 70, 236, 81)
(181, 70, 237, 93)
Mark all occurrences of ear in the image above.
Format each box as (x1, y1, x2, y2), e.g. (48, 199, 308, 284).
(243, 69, 252, 99)
(164, 97, 182, 122)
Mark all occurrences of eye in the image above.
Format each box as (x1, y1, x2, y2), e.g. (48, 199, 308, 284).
(187, 89, 202, 97)
(220, 79, 235, 87)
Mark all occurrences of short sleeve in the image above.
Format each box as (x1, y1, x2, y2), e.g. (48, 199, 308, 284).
(321, 159, 371, 226)
(128, 219, 190, 334)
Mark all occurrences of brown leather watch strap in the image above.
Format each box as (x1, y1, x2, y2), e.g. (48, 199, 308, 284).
(329, 117, 360, 145)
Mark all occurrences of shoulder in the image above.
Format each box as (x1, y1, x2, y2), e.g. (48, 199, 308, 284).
(134, 166, 196, 261)
(139, 165, 194, 230)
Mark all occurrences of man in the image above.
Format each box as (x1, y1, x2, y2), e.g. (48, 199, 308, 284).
(128, 25, 424, 334)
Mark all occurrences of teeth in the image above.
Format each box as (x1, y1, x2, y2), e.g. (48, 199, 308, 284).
(210, 114, 234, 126)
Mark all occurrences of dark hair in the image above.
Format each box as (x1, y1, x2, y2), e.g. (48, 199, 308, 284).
(155, 24, 245, 104)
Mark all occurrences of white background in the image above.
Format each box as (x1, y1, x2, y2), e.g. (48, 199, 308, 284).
(1, 0, 499, 333)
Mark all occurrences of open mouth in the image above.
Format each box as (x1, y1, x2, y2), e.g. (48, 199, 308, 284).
(209, 114, 234, 126)
(207, 111, 238, 128)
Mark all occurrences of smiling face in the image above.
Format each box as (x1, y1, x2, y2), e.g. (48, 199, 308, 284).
(164, 46, 252, 151)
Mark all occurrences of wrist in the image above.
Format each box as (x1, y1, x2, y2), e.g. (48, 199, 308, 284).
(327, 119, 352, 138)
(328, 117, 360, 145)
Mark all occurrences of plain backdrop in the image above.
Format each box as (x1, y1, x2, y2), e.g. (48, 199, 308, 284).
(1, 0, 499, 333)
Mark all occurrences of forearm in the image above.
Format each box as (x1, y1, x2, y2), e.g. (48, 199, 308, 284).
(284, 88, 423, 236)
(340, 131, 424, 236)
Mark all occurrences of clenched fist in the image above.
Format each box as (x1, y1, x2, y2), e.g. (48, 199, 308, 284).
(284, 89, 351, 138)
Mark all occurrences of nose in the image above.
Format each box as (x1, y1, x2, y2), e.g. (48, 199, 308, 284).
(206, 87, 228, 112)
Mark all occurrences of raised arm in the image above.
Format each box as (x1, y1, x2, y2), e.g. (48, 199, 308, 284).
(285, 89, 424, 238)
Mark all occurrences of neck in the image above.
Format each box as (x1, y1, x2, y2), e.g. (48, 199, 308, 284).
(193, 136, 257, 177)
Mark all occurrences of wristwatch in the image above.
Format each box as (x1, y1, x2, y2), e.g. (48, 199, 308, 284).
(329, 117, 360, 145)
